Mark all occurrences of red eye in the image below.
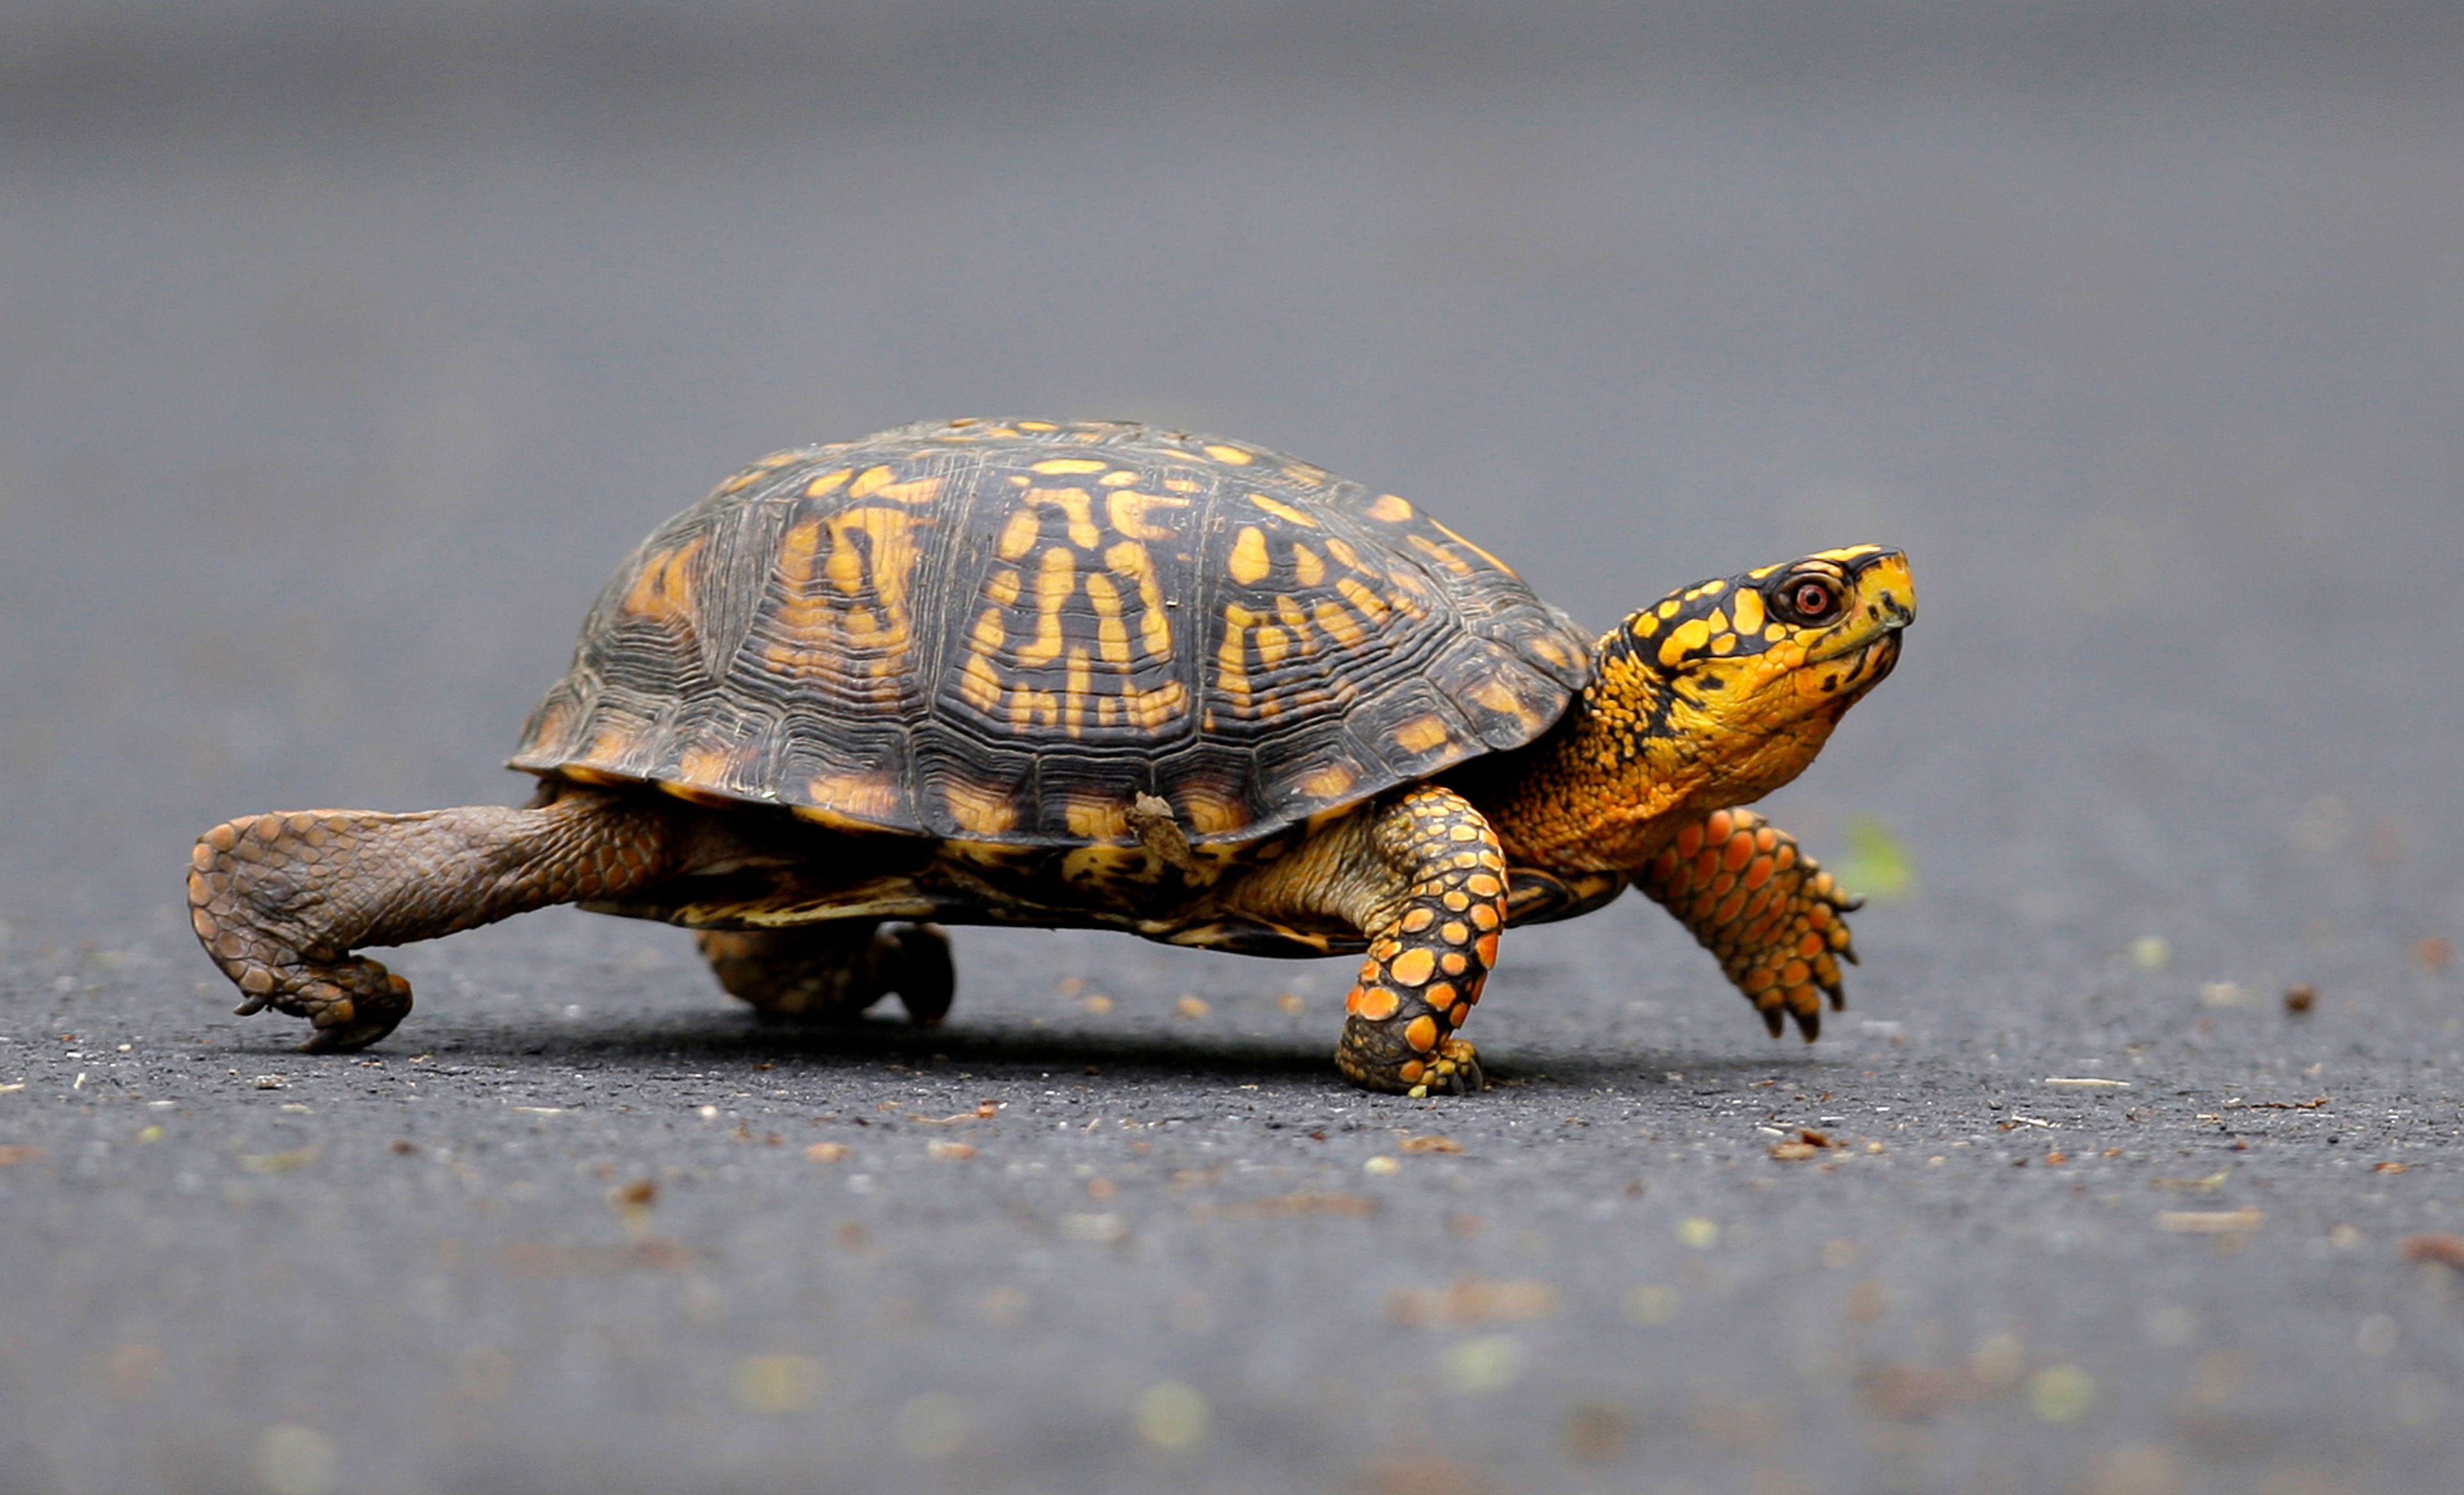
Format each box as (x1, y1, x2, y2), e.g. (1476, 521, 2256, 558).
(1788, 579, 1840, 621)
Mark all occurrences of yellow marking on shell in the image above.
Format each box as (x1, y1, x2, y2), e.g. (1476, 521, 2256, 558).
(1124, 679, 1187, 730)
(1393, 715, 1450, 755)
(1027, 486, 1102, 549)
(1367, 493, 1413, 522)
(1031, 457, 1109, 475)
(1731, 588, 1765, 633)
(1290, 543, 1326, 586)
(620, 534, 704, 624)
(583, 723, 643, 767)
(806, 773, 902, 822)
(1163, 476, 1204, 493)
(1658, 617, 1713, 668)
(1217, 602, 1258, 708)
(944, 780, 1018, 835)
(1063, 794, 1132, 840)
(986, 567, 1022, 606)
(1228, 526, 1273, 586)
(1467, 677, 1544, 729)
(1202, 444, 1254, 466)
(1105, 490, 1188, 541)
(1014, 420, 1054, 431)
(1104, 542, 1174, 660)
(1083, 572, 1134, 663)
(1248, 493, 1319, 527)
(1273, 594, 1315, 638)
(804, 469, 850, 498)
(996, 507, 1042, 560)
(1007, 683, 1060, 730)
(1530, 636, 1577, 669)
(1014, 547, 1078, 666)
(1099, 469, 1140, 488)
(1297, 761, 1357, 801)
(1427, 517, 1509, 570)
(1325, 536, 1364, 571)
(676, 743, 735, 789)
(1312, 597, 1367, 649)
(848, 466, 941, 504)
(1177, 788, 1248, 835)
(1406, 533, 1475, 576)
(1333, 577, 1390, 624)
(1063, 647, 1093, 738)
(1253, 625, 1292, 668)
(658, 782, 741, 809)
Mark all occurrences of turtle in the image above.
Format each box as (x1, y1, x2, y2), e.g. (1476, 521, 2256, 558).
(187, 418, 1913, 1096)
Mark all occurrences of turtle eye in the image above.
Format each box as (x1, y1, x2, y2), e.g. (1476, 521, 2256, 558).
(1777, 576, 1842, 624)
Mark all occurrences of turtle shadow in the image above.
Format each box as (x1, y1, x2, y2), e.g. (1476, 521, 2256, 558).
(330, 1010, 1843, 1094)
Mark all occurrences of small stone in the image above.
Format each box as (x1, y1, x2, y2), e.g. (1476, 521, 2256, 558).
(252, 1075, 287, 1090)
(926, 1141, 977, 1160)
(804, 1141, 851, 1163)
(732, 1354, 825, 1414)
(1400, 1134, 1461, 1153)
(1276, 992, 1305, 1013)
(1174, 995, 1210, 1019)
(1441, 1335, 1527, 1392)
(1677, 1217, 1719, 1249)
(2027, 1364, 2098, 1422)
(1133, 1381, 1211, 1451)
(1362, 1155, 1401, 1175)
(2129, 936, 2171, 971)
(2283, 984, 2316, 1013)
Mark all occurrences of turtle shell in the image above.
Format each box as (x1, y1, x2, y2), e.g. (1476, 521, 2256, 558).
(510, 419, 1591, 846)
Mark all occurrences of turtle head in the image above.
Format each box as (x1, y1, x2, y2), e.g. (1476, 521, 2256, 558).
(1594, 545, 1914, 808)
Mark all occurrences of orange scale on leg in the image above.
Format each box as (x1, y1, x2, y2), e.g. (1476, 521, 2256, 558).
(1440, 952, 1467, 977)
(1425, 982, 1457, 1011)
(1401, 908, 1435, 934)
(1674, 824, 1703, 859)
(1450, 1002, 1471, 1025)
(1741, 857, 1775, 891)
(1473, 933, 1499, 967)
(1797, 932, 1827, 959)
(1442, 891, 1470, 912)
(1404, 1015, 1439, 1052)
(1706, 810, 1733, 842)
(1351, 986, 1400, 1021)
(1398, 1060, 1425, 1084)
(1469, 904, 1499, 932)
(1723, 834, 1755, 873)
(1779, 959, 1811, 986)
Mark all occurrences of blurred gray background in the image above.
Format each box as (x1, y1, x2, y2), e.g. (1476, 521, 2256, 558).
(2, 4, 2461, 1493)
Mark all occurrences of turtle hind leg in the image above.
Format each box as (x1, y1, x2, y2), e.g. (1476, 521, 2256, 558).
(187, 789, 682, 1051)
(697, 923, 954, 1027)
(1633, 807, 1859, 1041)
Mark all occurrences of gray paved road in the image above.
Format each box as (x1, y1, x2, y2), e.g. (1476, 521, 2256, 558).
(3, 6, 2461, 1492)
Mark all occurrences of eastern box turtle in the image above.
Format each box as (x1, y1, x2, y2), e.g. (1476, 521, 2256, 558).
(189, 419, 1913, 1095)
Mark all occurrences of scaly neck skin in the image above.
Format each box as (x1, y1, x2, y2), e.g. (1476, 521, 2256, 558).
(1467, 630, 1850, 876)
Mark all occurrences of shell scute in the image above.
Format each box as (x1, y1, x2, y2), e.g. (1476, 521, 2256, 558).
(512, 419, 1591, 846)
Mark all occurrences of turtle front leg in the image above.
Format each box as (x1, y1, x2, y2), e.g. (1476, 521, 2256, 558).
(1333, 786, 1510, 1097)
(187, 788, 683, 1051)
(1633, 807, 1859, 1040)
(697, 922, 955, 1027)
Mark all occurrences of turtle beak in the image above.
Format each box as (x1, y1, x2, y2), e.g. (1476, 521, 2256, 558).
(1852, 550, 1916, 633)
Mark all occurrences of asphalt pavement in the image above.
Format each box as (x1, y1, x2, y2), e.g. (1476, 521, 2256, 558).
(2, 6, 2461, 1492)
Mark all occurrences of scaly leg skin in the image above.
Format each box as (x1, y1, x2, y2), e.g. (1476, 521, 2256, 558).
(187, 788, 681, 1052)
(1333, 785, 1512, 1098)
(697, 923, 955, 1027)
(1632, 807, 1860, 1040)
